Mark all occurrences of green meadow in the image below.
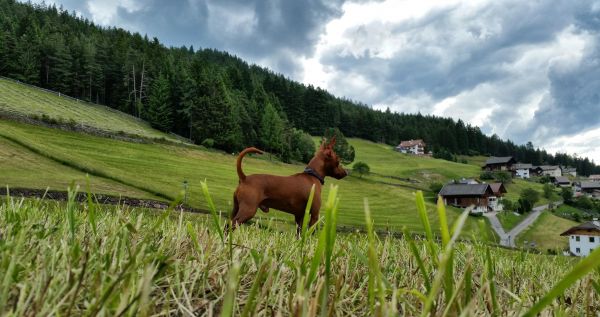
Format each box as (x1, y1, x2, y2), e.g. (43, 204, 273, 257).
(0, 120, 485, 234)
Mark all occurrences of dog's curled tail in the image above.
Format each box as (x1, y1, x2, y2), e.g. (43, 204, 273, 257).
(237, 147, 264, 181)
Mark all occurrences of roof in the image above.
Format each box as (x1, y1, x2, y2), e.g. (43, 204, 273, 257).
(562, 167, 576, 172)
(397, 139, 425, 147)
(555, 176, 570, 184)
(514, 163, 532, 169)
(489, 183, 507, 194)
(560, 220, 600, 236)
(537, 165, 560, 171)
(439, 184, 492, 196)
(484, 156, 515, 165)
(580, 182, 600, 190)
(589, 175, 600, 180)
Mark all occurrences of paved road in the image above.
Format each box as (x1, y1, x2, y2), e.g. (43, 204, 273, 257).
(484, 202, 561, 247)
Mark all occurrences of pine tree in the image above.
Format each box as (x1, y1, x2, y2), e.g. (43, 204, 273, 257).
(145, 73, 173, 132)
(259, 101, 285, 156)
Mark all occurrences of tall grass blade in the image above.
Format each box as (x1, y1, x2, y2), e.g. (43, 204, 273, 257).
(221, 262, 241, 317)
(200, 179, 224, 244)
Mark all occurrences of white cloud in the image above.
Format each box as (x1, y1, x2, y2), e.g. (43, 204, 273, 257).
(86, 0, 142, 25)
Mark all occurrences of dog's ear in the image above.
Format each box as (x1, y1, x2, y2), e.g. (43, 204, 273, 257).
(323, 148, 333, 158)
(328, 136, 337, 149)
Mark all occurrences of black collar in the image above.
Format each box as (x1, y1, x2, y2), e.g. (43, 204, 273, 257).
(303, 167, 324, 185)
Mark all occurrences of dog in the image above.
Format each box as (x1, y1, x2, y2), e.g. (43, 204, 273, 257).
(230, 137, 348, 232)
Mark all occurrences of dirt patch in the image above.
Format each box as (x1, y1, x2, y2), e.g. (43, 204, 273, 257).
(0, 187, 209, 214)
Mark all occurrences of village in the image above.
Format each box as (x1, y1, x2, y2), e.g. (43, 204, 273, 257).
(396, 139, 600, 257)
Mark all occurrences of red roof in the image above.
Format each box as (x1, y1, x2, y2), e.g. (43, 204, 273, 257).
(489, 183, 507, 195)
(398, 139, 425, 147)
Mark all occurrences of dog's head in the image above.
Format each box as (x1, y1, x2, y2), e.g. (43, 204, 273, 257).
(318, 136, 348, 180)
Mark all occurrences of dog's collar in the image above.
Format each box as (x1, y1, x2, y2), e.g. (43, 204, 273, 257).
(303, 167, 325, 185)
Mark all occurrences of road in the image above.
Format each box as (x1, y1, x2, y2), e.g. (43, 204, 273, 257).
(484, 202, 561, 247)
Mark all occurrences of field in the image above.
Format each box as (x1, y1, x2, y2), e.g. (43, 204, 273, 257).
(503, 179, 552, 207)
(517, 212, 578, 251)
(496, 211, 525, 231)
(0, 78, 180, 142)
(1, 192, 598, 316)
(0, 120, 485, 234)
(0, 135, 159, 199)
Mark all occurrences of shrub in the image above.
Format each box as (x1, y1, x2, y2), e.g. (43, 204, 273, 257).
(501, 199, 514, 211)
(201, 138, 215, 148)
(543, 183, 554, 199)
(561, 187, 573, 203)
(520, 188, 540, 206)
(493, 171, 512, 184)
(429, 182, 444, 195)
(480, 171, 494, 180)
(352, 161, 370, 178)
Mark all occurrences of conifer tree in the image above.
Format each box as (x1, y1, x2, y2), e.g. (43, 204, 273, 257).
(145, 73, 173, 132)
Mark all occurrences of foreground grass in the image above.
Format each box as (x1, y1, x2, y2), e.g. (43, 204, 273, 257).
(517, 212, 578, 251)
(0, 78, 179, 141)
(0, 120, 483, 234)
(1, 190, 599, 316)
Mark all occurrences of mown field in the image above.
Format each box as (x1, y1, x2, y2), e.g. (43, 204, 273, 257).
(1, 192, 598, 316)
(0, 120, 486, 234)
(517, 212, 578, 251)
(0, 78, 180, 142)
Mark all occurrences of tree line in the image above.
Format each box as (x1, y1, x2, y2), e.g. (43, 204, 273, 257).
(1, 0, 598, 174)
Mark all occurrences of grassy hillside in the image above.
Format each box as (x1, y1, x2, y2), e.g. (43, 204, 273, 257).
(0, 135, 159, 199)
(0, 78, 180, 142)
(2, 194, 597, 315)
(517, 212, 578, 251)
(0, 120, 485, 234)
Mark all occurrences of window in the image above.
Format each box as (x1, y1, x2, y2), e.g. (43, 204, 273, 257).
(576, 236, 580, 242)
(576, 248, 580, 253)
(590, 237, 595, 243)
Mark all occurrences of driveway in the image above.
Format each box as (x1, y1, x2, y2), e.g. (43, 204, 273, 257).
(484, 202, 561, 247)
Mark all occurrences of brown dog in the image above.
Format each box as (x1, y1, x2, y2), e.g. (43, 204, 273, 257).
(230, 137, 348, 232)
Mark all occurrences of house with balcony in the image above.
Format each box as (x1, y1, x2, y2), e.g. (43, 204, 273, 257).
(438, 183, 501, 214)
(395, 139, 426, 155)
(482, 156, 516, 172)
(513, 163, 532, 179)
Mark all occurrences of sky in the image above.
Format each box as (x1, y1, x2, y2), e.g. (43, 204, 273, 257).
(29, 0, 600, 163)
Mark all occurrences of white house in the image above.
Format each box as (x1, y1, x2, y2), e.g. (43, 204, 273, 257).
(561, 220, 600, 257)
(589, 175, 600, 182)
(514, 163, 532, 179)
(534, 165, 562, 178)
(561, 166, 577, 177)
(395, 139, 426, 155)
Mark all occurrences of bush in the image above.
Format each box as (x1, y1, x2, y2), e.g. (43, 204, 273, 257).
(518, 188, 540, 213)
(575, 196, 594, 210)
(352, 161, 370, 178)
(538, 175, 551, 184)
(501, 199, 514, 211)
(493, 171, 512, 184)
(289, 129, 315, 164)
(561, 187, 573, 203)
(543, 183, 554, 199)
(480, 171, 494, 180)
(201, 138, 215, 148)
(518, 198, 533, 213)
(429, 182, 444, 195)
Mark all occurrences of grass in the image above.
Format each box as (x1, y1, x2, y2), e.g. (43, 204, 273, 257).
(504, 179, 552, 207)
(0, 134, 159, 199)
(517, 212, 579, 251)
(496, 211, 525, 232)
(348, 138, 481, 183)
(1, 189, 598, 315)
(0, 120, 483, 234)
(0, 78, 180, 142)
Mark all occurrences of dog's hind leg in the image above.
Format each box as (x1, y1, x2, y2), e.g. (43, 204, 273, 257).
(231, 201, 258, 229)
(225, 194, 240, 232)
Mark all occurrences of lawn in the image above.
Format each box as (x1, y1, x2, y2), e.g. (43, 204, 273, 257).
(516, 212, 578, 251)
(503, 179, 553, 207)
(0, 134, 159, 199)
(496, 211, 525, 232)
(0, 78, 180, 142)
(0, 120, 485, 235)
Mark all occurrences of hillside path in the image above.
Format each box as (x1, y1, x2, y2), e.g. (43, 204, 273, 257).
(484, 202, 562, 247)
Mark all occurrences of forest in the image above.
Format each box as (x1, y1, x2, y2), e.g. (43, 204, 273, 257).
(1, 0, 598, 174)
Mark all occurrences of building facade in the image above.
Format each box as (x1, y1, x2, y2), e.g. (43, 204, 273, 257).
(514, 163, 532, 179)
(561, 220, 600, 257)
(482, 156, 516, 171)
(439, 183, 497, 213)
(395, 139, 426, 155)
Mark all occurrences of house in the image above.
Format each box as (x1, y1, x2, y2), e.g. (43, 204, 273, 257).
(489, 183, 507, 211)
(395, 139, 426, 155)
(561, 167, 577, 177)
(554, 176, 571, 187)
(532, 165, 562, 178)
(438, 183, 497, 213)
(513, 163, 532, 179)
(482, 156, 516, 172)
(589, 175, 600, 182)
(578, 182, 600, 197)
(560, 219, 600, 257)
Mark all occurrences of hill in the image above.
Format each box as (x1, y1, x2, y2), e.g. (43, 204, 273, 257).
(1, 0, 599, 175)
(0, 119, 486, 235)
(0, 78, 182, 142)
